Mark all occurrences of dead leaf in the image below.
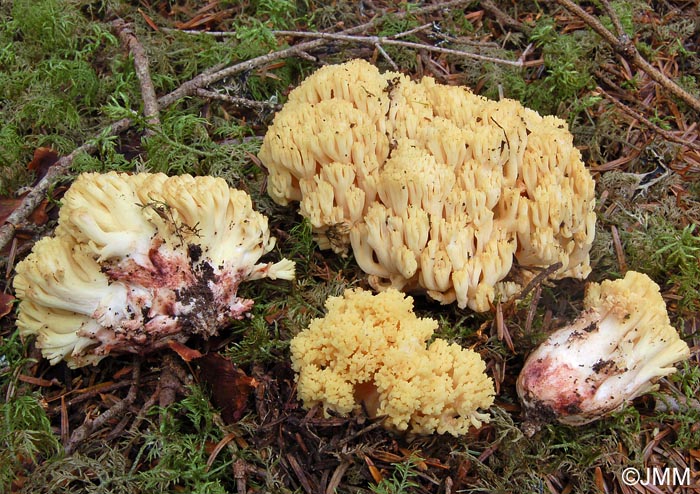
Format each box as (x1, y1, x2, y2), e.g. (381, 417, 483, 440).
(594, 466, 606, 492)
(0, 292, 15, 320)
(112, 365, 134, 380)
(29, 199, 50, 226)
(27, 147, 59, 183)
(0, 198, 22, 224)
(17, 374, 60, 387)
(363, 455, 384, 483)
(196, 353, 257, 424)
(0, 184, 64, 228)
(138, 8, 160, 31)
(168, 340, 203, 361)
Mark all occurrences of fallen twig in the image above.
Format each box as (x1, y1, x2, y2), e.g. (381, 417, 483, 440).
(157, 0, 478, 108)
(112, 18, 160, 135)
(517, 262, 564, 301)
(196, 88, 282, 111)
(480, 0, 532, 35)
(270, 30, 529, 67)
(611, 225, 627, 274)
(159, 353, 185, 410)
(595, 85, 700, 152)
(554, 0, 700, 114)
(65, 358, 141, 454)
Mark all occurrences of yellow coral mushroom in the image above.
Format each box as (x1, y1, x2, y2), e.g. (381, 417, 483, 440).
(259, 59, 596, 311)
(289, 288, 495, 436)
(14, 172, 294, 368)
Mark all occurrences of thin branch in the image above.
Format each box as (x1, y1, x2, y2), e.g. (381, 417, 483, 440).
(480, 0, 532, 35)
(270, 30, 527, 67)
(165, 22, 435, 40)
(196, 88, 282, 111)
(611, 225, 627, 274)
(388, 22, 433, 39)
(112, 19, 160, 136)
(555, 0, 700, 114)
(599, 0, 625, 39)
(158, 0, 476, 107)
(156, 18, 388, 110)
(65, 358, 141, 454)
(517, 262, 564, 301)
(374, 42, 399, 70)
(596, 85, 700, 152)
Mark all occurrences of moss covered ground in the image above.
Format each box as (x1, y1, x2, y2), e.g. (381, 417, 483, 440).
(1, 1, 699, 492)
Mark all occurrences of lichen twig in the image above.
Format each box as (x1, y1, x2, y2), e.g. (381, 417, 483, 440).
(195, 88, 282, 111)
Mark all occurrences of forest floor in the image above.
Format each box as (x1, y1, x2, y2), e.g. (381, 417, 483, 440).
(1, 0, 699, 493)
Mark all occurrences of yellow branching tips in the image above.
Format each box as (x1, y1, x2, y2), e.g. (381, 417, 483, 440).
(13, 172, 295, 368)
(259, 59, 596, 311)
(517, 271, 690, 425)
(290, 288, 495, 436)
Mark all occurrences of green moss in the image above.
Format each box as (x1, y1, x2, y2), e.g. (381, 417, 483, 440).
(657, 362, 700, 450)
(622, 218, 700, 315)
(369, 454, 422, 494)
(460, 407, 646, 493)
(376, 10, 422, 72)
(224, 303, 290, 365)
(132, 385, 232, 493)
(1, 394, 62, 491)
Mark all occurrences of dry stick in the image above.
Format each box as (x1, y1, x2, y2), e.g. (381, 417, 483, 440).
(128, 385, 160, 434)
(270, 30, 528, 67)
(517, 262, 563, 301)
(158, 0, 475, 108)
(598, 0, 625, 39)
(595, 85, 700, 152)
(374, 42, 399, 71)
(195, 88, 282, 111)
(112, 19, 161, 135)
(480, 0, 532, 35)
(155, 27, 371, 109)
(554, 0, 700, 114)
(610, 225, 627, 274)
(159, 353, 185, 410)
(65, 358, 141, 454)
(0, 0, 476, 254)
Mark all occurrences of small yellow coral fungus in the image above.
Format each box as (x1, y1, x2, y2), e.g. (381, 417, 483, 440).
(289, 288, 495, 436)
(259, 59, 596, 311)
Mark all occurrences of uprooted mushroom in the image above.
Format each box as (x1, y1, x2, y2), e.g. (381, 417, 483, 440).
(517, 271, 690, 426)
(259, 59, 596, 311)
(13, 172, 295, 368)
